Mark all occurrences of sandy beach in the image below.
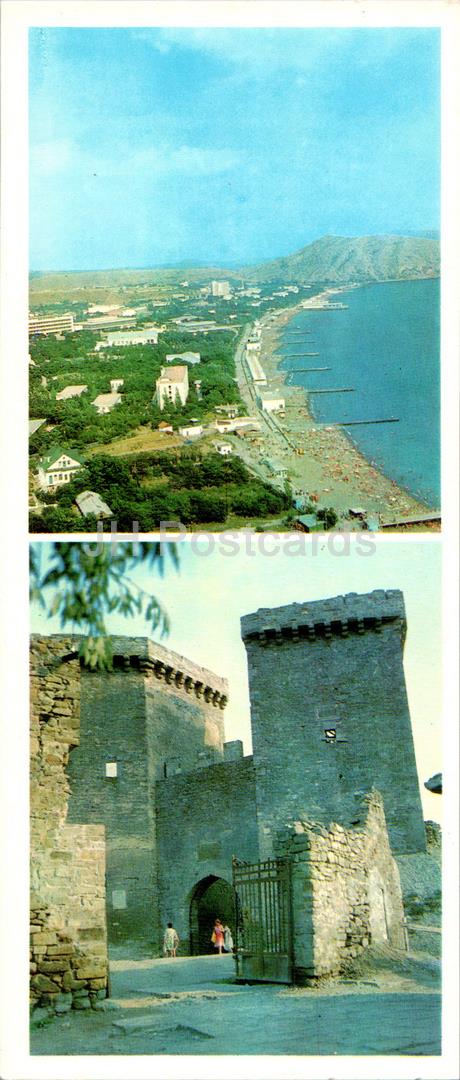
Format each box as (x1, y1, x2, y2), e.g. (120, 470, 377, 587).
(234, 296, 440, 529)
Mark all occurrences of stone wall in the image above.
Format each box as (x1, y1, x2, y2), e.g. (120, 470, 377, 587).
(66, 635, 229, 951)
(241, 590, 426, 858)
(155, 756, 258, 952)
(30, 637, 108, 1014)
(277, 791, 406, 982)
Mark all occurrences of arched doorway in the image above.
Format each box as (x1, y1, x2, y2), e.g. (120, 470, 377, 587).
(189, 875, 237, 955)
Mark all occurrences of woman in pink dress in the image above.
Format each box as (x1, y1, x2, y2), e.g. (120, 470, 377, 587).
(211, 918, 225, 954)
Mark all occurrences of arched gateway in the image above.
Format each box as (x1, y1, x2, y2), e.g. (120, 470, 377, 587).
(189, 875, 237, 955)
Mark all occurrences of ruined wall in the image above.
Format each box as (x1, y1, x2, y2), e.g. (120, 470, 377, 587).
(242, 590, 426, 858)
(277, 791, 406, 982)
(155, 755, 258, 951)
(30, 637, 108, 1014)
(66, 635, 228, 951)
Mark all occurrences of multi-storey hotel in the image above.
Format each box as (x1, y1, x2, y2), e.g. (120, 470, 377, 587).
(28, 312, 75, 336)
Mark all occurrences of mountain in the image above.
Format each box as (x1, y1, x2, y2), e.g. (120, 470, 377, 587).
(241, 235, 440, 285)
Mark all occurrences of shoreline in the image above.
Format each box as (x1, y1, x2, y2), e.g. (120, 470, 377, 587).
(235, 290, 439, 526)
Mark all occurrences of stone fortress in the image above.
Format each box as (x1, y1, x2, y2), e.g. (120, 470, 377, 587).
(30, 589, 435, 1011)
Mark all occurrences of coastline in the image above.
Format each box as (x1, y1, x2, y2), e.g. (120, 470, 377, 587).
(235, 289, 439, 527)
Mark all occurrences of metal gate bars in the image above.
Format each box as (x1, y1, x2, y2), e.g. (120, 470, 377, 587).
(232, 855, 293, 983)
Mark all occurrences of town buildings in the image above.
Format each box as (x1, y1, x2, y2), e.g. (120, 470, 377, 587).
(211, 280, 231, 298)
(55, 385, 88, 401)
(257, 393, 285, 413)
(155, 365, 189, 410)
(165, 352, 201, 366)
(37, 447, 83, 489)
(105, 328, 160, 346)
(91, 392, 122, 415)
(29, 313, 75, 337)
(75, 491, 113, 519)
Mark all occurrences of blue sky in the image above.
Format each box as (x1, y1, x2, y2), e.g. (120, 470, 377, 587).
(30, 538, 442, 821)
(29, 27, 440, 271)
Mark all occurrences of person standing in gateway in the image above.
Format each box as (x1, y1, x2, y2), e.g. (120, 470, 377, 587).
(211, 918, 225, 954)
(163, 922, 180, 958)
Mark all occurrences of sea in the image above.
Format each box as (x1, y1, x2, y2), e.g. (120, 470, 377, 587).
(278, 278, 440, 508)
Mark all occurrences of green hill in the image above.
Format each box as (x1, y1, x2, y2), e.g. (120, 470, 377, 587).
(242, 234, 440, 285)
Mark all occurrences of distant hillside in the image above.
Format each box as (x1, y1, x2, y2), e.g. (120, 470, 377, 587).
(242, 235, 440, 285)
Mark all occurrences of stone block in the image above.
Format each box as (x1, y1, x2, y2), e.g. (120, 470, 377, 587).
(31, 932, 58, 945)
(31, 974, 60, 992)
(55, 993, 73, 1014)
(75, 964, 106, 980)
(39, 960, 71, 974)
(73, 996, 91, 1010)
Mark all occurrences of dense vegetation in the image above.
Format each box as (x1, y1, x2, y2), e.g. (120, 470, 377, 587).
(30, 449, 291, 532)
(29, 327, 243, 458)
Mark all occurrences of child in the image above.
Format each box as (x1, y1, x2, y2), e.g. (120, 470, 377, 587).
(163, 922, 179, 957)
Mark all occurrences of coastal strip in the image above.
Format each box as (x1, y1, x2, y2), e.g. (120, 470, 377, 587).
(234, 293, 438, 527)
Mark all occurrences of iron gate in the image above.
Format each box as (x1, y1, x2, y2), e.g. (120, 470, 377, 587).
(232, 855, 293, 983)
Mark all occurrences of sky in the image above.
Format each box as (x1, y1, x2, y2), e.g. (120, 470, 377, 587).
(30, 537, 442, 822)
(29, 27, 440, 271)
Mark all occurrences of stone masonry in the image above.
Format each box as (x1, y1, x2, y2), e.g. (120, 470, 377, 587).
(277, 790, 407, 981)
(65, 636, 229, 950)
(30, 637, 108, 1014)
(241, 590, 427, 859)
(31, 590, 427, 977)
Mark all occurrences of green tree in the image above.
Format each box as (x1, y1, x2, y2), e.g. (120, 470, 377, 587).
(30, 542, 178, 668)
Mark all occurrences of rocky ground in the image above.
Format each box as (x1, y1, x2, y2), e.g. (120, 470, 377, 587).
(30, 947, 441, 1057)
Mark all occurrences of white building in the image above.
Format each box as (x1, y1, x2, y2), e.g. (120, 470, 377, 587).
(214, 416, 261, 435)
(246, 354, 267, 386)
(29, 313, 75, 337)
(179, 423, 203, 438)
(165, 352, 201, 365)
(257, 393, 285, 413)
(212, 442, 233, 456)
(156, 365, 189, 411)
(37, 447, 83, 490)
(105, 327, 160, 346)
(75, 490, 113, 519)
(211, 280, 231, 298)
(92, 392, 122, 415)
(215, 404, 239, 418)
(55, 384, 88, 401)
(29, 418, 46, 437)
(246, 340, 260, 352)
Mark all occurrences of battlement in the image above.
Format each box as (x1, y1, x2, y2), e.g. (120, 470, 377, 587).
(31, 634, 229, 709)
(241, 590, 406, 645)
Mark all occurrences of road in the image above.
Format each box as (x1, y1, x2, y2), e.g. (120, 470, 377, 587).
(31, 952, 441, 1057)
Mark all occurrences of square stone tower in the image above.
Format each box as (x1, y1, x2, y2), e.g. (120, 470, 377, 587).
(241, 590, 426, 858)
(65, 635, 228, 949)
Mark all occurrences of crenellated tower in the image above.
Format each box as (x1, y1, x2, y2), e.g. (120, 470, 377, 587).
(241, 590, 426, 859)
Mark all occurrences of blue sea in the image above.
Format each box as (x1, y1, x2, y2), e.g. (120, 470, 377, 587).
(278, 279, 440, 508)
